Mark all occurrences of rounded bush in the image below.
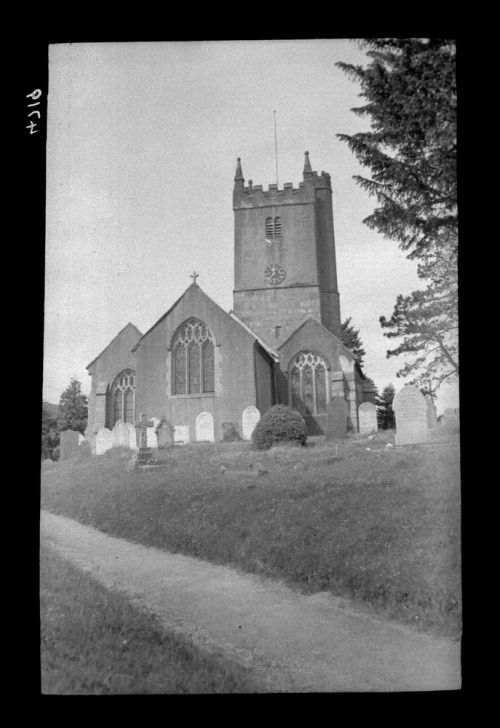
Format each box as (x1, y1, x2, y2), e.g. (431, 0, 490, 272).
(251, 405, 307, 450)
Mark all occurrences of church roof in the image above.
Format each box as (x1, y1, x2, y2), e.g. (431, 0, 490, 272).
(228, 312, 280, 361)
(86, 322, 142, 370)
(277, 317, 355, 360)
(131, 283, 281, 360)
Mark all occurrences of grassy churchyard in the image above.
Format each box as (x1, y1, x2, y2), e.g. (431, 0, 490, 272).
(41, 429, 461, 692)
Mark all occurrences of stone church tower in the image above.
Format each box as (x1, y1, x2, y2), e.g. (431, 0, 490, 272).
(232, 152, 342, 348)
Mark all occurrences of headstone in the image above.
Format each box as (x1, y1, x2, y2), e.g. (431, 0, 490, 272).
(156, 419, 175, 450)
(358, 401, 378, 435)
(125, 422, 138, 450)
(174, 425, 190, 445)
(393, 385, 429, 445)
(136, 412, 153, 465)
(59, 430, 81, 461)
(242, 406, 260, 440)
(425, 396, 437, 430)
(112, 420, 131, 448)
(440, 408, 460, 432)
(146, 427, 157, 448)
(76, 439, 92, 461)
(442, 408, 459, 429)
(222, 422, 240, 442)
(195, 411, 215, 442)
(95, 427, 113, 455)
(326, 396, 349, 439)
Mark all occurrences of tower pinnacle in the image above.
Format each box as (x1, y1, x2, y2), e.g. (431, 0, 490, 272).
(234, 157, 244, 181)
(303, 151, 313, 177)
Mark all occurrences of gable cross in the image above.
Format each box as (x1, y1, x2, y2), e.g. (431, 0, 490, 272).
(190, 271, 199, 284)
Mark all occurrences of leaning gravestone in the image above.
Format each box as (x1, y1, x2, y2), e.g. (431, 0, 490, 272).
(195, 411, 215, 442)
(95, 427, 113, 455)
(358, 401, 378, 435)
(156, 419, 174, 450)
(326, 396, 349, 439)
(242, 406, 260, 440)
(393, 385, 429, 445)
(59, 430, 81, 460)
(112, 420, 131, 449)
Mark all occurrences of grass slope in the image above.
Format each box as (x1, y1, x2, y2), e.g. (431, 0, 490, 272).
(40, 544, 261, 694)
(41, 432, 461, 637)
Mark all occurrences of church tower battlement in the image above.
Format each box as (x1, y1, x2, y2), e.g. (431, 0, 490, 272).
(233, 152, 342, 347)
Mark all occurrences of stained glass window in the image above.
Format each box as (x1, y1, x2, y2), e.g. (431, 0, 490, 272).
(289, 352, 328, 416)
(172, 318, 215, 395)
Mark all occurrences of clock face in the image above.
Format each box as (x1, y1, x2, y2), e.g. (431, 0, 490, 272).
(264, 264, 286, 286)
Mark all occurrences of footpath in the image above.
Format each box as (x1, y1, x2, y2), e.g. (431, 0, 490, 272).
(41, 510, 461, 692)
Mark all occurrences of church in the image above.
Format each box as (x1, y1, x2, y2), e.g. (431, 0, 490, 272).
(84, 152, 375, 450)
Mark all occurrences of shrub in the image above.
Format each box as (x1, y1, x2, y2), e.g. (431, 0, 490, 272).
(251, 405, 307, 450)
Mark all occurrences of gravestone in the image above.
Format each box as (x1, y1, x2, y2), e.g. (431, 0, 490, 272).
(195, 411, 215, 442)
(242, 406, 260, 440)
(358, 402, 378, 435)
(425, 396, 437, 430)
(135, 412, 154, 465)
(76, 439, 92, 461)
(147, 426, 158, 448)
(443, 408, 459, 429)
(112, 420, 131, 448)
(125, 422, 138, 450)
(95, 427, 113, 455)
(393, 385, 429, 445)
(174, 425, 190, 445)
(59, 430, 81, 461)
(156, 419, 174, 449)
(222, 422, 240, 442)
(326, 396, 349, 439)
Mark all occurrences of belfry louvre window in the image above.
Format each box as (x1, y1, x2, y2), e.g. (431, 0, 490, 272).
(111, 370, 136, 426)
(289, 352, 328, 416)
(172, 318, 215, 395)
(265, 217, 282, 237)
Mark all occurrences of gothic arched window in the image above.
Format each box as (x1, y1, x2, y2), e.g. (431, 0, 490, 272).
(289, 351, 328, 416)
(172, 318, 215, 395)
(274, 216, 282, 236)
(111, 370, 136, 426)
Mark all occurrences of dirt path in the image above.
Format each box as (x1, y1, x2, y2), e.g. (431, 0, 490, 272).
(40, 510, 460, 692)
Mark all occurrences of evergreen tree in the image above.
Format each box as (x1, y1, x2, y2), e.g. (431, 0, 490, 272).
(58, 377, 88, 434)
(336, 39, 457, 260)
(376, 383, 396, 430)
(341, 317, 366, 368)
(337, 39, 457, 392)
(379, 242, 458, 389)
(41, 404, 60, 460)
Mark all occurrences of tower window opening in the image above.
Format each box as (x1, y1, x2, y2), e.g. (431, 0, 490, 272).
(265, 217, 274, 237)
(274, 217, 282, 236)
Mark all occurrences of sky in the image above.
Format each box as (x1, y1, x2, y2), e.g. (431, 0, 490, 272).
(44, 40, 459, 415)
